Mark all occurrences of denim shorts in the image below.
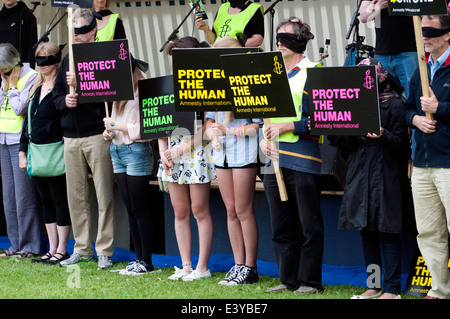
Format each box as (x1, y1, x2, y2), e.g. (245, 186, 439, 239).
(110, 142, 153, 176)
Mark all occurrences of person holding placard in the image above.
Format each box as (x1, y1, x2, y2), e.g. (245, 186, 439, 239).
(102, 58, 155, 275)
(202, 36, 261, 286)
(158, 36, 215, 281)
(195, 0, 264, 47)
(329, 58, 412, 299)
(93, 0, 126, 42)
(359, 0, 418, 100)
(404, 14, 450, 299)
(53, 9, 115, 269)
(204, 112, 261, 286)
(0, 43, 40, 258)
(259, 18, 324, 295)
(18, 42, 72, 265)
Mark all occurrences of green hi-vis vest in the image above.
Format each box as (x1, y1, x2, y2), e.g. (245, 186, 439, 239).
(0, 69, 37, 133)
(268, 60, 322, 143)
(95, 14, 120, 42)
(213, 3, 263, 41)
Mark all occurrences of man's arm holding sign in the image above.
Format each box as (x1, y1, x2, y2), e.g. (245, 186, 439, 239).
(405, 74, 438, 135)
(414, 87, 439, 134)
(53, 55, 76, 111)
(421, 87, 450, 124)
(65, 70, 78, 109)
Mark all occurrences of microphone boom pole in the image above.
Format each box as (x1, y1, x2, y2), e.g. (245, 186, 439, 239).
(159, 0, 201, 53)
(32, 10, 67, 51)
(264, 0, 281, 51)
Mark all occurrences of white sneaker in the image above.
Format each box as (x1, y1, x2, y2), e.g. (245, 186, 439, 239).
(168, 266, 192, 280)
(218, 264, 243, 285)
(98, 255, 113, 269)
(126, 260, 154, 275)
(119, 260, 139, 275)
(182, 269, 211, 281)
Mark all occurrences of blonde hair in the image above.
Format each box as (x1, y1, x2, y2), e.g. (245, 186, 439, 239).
(212, 36, 242, 48)
(28, 42, 61, 101)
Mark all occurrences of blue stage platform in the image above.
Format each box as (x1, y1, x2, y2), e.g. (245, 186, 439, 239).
(0, 236, 409, 290)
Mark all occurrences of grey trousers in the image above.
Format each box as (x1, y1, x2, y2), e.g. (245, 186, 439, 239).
(1, 143, 42, 254)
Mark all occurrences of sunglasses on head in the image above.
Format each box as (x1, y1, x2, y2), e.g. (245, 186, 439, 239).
(288, 18, 303, 26)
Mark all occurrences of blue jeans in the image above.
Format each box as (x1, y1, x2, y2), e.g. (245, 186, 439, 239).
(375, 52, 418, 100)
(110, 142, 153, 176)
(361, 230, 402, 295)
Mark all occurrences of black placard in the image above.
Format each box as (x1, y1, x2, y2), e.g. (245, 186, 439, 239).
(388, 0, 448, 16)
(139, 75, 196, 140)
(72, 40, 134, 104)
(308, 66, 380, 136)
(404, 248, 450, 298)
(51, 0, 93, 8)
(172, 47, 258, 112)
(220, 51, 296, 119)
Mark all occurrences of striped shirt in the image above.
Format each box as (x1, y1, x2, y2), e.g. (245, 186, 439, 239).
(205, 111, 262, 167)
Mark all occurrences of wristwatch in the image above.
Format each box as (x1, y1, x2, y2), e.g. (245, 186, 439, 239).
(9, 87, 17, 90)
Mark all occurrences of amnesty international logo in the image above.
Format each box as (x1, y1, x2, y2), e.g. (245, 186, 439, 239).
(118, 43, 128, 61)
(363, 69, 375, 90)
(273, 56, 283, 75)
(218, 19, 232, 38)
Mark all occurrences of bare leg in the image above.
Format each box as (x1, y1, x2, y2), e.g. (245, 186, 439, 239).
(189, 183, 213, 272)
(168, 183, 192, 272)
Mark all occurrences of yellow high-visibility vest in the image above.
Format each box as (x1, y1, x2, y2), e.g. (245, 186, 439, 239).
(268, 61, 320, 143)
(0, 69, 37, 133)
(95, 14, 120, 42)
(213, 3, 263, 41)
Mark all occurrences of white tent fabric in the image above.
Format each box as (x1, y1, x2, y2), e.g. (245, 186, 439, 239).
(33, 0, 376, 78)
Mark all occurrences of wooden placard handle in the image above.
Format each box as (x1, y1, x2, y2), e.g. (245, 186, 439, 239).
(68, 7, 75, 95)
(412, 15, 433, 120)
(264, 119, 288, 202)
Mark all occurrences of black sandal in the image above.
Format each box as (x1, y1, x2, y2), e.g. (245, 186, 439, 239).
(47, 252, 70, 265)
(32, 252, 53, 263)
(0, 249, 14, 257)
(13, 251, 38, 258)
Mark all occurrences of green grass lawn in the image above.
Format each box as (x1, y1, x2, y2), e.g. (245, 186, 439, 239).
(0, 256, 418, 300)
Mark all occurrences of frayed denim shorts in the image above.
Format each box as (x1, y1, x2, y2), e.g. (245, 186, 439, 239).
(110, 142, 153, 176)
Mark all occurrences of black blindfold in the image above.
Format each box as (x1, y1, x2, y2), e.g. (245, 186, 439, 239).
(74, 12, 102, 35)
(276, 33, 307, 54)
(35, 50, 62, 66)
(422, 26, 450, 38)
